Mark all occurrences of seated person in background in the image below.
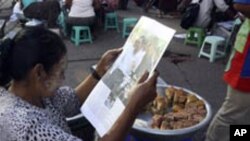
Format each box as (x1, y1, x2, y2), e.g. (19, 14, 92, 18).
(65, 0, 100, 36)
(178, 0, 236, 29)
(0, 27, 158, 141)
(20, 0, 61, 28)
(157, 0, 178, 18)
(143, 0, 178, 17)
(212, 0, 238, 22)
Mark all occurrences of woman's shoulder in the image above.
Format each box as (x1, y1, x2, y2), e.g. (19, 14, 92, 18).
(0, 89, 17, 112)
(51, 86, 77, 105)
(0, 91, 44, 139)
(0, 91, 44, 122)
(54, 86, 75, 98)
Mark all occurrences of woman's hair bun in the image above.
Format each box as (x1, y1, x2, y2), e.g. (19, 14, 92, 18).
(0, 37, 13, 86)
(0, 38, 13, 58)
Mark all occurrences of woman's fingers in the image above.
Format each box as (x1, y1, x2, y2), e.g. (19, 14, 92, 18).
(138, 71, 149, 83)
(104, 48, 123, 59)
(146, 71, 159, 86)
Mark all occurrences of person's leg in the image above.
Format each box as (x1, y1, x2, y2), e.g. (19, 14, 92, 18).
(205, 86, 250, 141)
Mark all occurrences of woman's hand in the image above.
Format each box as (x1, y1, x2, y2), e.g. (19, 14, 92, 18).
(99, 71, 159, 141)
(96, 48, 123, 77)
(75, 48, 122, 104)
(127, 71, 159, 114)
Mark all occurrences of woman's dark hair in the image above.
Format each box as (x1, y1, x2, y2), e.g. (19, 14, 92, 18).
(0, 27, 67, 86)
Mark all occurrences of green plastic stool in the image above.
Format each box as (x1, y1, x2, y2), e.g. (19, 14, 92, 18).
(71, 26, 93, 46)
(122, 17, 138, 38)
(198, 36, 226, 63)
(185, 27, 205, 47)
(104, 12, 119, 32)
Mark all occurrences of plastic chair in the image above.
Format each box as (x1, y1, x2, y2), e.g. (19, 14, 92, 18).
(71, 26, 93, 46)
(198, 36, 226, 63)
(104, 12, 119, 32)
(185, 27, 206, 47)
(122, 17, 138, 38)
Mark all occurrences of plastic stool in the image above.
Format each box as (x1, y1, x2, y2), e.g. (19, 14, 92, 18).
(198, 36, 226, 63)
(122, 17, 138, 38)
(104, 12, 119, 32)
(185, 27, 206, 47)
(71, 26, 93, 46)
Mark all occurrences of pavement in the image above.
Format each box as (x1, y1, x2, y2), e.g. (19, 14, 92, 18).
(0, 1, 229, 141)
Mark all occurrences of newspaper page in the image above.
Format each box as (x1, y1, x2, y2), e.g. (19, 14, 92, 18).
(81, 16, 176, 137)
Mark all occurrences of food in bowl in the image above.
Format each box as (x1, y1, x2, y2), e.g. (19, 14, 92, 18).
(146, 86, 207, 130)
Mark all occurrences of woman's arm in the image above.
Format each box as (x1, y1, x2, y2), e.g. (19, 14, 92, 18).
(75, 48, 122, 104)
(100, 71, 158, 141)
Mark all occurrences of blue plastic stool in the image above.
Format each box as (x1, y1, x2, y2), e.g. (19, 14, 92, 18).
(104, 12, 119, 32)
(71, 26, 93, 46)
(198, 35, 226, 63)
(122, 17, 138, 38)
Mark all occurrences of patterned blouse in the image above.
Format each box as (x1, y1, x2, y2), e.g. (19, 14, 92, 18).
(0, 86, 83, 141)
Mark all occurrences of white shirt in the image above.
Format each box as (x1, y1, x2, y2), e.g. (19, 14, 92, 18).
(192, 0, 229, 28)
(69, 0, 95, 18)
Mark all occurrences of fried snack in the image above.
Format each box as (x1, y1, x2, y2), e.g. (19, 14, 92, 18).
(151, 114, 164, 129)
(172, 104, 184, 113)
(186, 95, 199, 104)
(165, 87, 175, 102)
(160, 120, 170, 130)
(173, 89, 187, 105)
(148, 86, 207, 130)
(150, 95, 168, 115)
(195, 100, 205, 108)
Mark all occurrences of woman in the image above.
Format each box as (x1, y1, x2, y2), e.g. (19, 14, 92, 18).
(0, 27, 158, 141)
(21, 0, 61, 28)
(65, 0, 100, 36)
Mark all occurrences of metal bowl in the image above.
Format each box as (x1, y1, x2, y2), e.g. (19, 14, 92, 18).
(131, 85, 212, 141)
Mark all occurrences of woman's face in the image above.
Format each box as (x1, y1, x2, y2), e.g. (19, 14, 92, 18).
(43, 56, 67, 95)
